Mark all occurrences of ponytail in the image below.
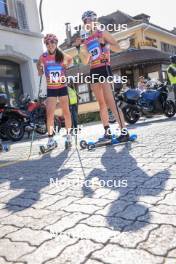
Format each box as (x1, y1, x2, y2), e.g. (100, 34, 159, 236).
(55, 48, 64, 63)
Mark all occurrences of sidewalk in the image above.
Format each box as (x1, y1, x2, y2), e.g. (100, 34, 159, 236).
(0, 117, 176, 264)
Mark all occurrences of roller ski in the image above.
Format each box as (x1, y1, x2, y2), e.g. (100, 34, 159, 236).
(39, 137, 58, 154)
(80, 132, 137, 151)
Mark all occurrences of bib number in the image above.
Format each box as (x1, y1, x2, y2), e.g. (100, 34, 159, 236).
(90, 47, 100, 61)
(49, 70, 61, 84)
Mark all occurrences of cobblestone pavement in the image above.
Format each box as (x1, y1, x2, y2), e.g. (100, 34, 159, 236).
(0, 116, 176, 264)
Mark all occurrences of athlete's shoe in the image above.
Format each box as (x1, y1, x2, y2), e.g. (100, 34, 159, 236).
(98, 132, 112, 142)
(47, 137, 56, 148)
(117, 131, 130, 143)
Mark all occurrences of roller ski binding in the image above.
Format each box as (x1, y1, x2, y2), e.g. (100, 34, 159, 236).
(39, 138, 58, 154)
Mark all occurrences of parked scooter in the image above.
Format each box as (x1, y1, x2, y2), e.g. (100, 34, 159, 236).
(116, 82, 176, 124)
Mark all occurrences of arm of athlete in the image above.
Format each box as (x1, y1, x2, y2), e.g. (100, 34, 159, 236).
(101, 30, 121, 53)
(36, 56, 44, 76)
(63, 53, 73, 68)
(75, 37, 91, 65)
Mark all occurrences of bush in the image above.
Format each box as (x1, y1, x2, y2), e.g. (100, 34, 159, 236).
(78, 112, 100, 124)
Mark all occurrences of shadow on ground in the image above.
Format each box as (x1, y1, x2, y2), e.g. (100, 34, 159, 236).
(82, 144, 170, 231)
(0, 149, 73, 212)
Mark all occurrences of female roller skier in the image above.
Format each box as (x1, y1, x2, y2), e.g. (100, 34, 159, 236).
(37, 34, 73, 148)
(75, 10, 130, 142)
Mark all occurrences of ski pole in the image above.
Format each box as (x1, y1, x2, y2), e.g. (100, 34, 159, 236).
(28, 75, 43, 159)
(73, 45, 82, 147)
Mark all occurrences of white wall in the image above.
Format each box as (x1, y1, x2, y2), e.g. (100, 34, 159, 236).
(0, 29, 45, 97)
(24, 0, 41, 33)
(0, 0, 46, 98)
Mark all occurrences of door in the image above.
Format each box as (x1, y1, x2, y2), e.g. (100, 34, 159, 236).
(0, 60, 23, 106)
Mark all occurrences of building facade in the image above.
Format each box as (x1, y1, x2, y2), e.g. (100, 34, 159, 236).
(0, 0, 44, 106)
(61, 11, 176, 114)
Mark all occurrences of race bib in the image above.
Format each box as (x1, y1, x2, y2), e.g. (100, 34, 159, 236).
(46, 65, 63, 84)
(87, 40, 101, 61)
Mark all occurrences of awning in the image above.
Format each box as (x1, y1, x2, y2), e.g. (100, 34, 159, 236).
(67, 48, 170, 76)
(111, 48, 170, 68)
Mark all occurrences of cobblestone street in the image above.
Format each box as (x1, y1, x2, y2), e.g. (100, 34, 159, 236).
(0, 117, 176, 264)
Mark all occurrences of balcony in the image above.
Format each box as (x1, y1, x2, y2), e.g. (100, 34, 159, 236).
(0, 14, 19, 29)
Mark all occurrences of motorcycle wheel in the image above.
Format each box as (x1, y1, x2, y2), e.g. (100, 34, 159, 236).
(33, 107, 47, 135)
(164, 100, 176, 118)
(122, 105, 140, 124)
(35, 116, 61, 136)
(35, 122, 47, 135)
(0, 124, 9, 140)
(6, 118, 25, 141)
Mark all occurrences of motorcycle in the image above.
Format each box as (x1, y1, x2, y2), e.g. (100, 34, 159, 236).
(116, 82, 176, 124)
(18, 94, 64, 139)
(0, 94, 25, 141)
(19, 94, 48, 136)
(0, 93, 64, 142)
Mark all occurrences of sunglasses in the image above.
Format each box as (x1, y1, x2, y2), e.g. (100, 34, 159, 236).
(46, 40, 57, 45)
(83, 18, 96, 24)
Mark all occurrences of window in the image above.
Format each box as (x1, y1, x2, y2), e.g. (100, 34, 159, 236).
(16, 0, 28, 30)
(145, 37, 157, 48)
(148, 71, 159, 81)
(161, 42, 176, 54)
(0, 0, 7, 15)
(78, 83, 90, 103)
(0, 60, 23, 106)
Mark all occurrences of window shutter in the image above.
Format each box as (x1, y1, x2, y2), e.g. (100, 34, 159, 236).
(16, 0, 28, 30)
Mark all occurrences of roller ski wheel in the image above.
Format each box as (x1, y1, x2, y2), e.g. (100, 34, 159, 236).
(39, 141, 58, 154)
(129, 134, 137, 142)
(65, 140, 72, 150)
(80, 140, 88, 149)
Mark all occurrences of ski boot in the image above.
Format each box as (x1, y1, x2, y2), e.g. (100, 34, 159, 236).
(117, 132, 130, 143)
(99, 126, 112, 142)
(116, 129, 137, 143)
(40, 137, 58, 154)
